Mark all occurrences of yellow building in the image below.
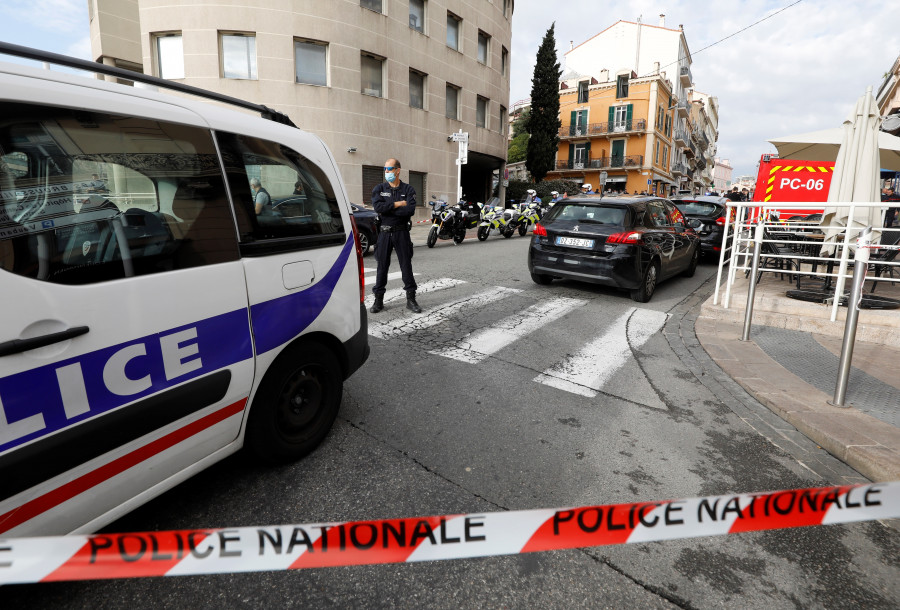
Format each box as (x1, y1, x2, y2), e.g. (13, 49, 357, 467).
(547, 71, 677, 196)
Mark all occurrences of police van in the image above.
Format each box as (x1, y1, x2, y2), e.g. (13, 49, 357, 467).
(0, 44, 369, 536)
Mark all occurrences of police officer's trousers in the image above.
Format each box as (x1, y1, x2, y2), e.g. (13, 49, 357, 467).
(373, 228, 417, 296)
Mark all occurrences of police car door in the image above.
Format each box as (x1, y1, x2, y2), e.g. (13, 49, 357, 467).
(0, 97, 253, 535)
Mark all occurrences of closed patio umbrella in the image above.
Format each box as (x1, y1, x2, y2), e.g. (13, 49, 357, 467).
(819, 86, 882, 256)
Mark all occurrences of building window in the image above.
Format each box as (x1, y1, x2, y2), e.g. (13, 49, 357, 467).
(408, 171, 426, 204)
(616, 74, 629, 98)
(294, 40, 327, 86)
(221, 33, 257, 80)
(477, 31, 490, 64)
(155, 33, 184, 79)
(360, 0, 382, 13)
(663, 145, 669, 166)
(502, 0, 508, 17)
(409, 69, 425, 109)
(655, 141, 660, 164)
(476, 96, 488, 128)
(447, 13, 461, 51)
(501, 46, 508, 77)
(499, 105, 506, 135)
(361, 53, 384, 97)
(577, 80, 589, 104)
(446, 83, 459, 120)
(409, 0, 425, 33)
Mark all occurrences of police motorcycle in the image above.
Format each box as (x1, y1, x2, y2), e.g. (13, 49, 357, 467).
(476, 197, 504, 241)
(426, 194, 468, 247)
(515, 200, 543, 236)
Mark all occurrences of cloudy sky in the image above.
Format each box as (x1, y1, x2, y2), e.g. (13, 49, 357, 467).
(1, 0, 898, 179)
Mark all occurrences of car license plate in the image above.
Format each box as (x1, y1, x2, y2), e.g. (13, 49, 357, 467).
(555, 236, 594, 248)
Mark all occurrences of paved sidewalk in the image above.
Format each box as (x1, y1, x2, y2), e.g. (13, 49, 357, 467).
(696, 271, 900, 482)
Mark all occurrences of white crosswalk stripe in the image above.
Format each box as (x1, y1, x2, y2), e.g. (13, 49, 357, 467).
(368, 286, 522, 340)
(364, 278, 467, 308)
(533, 308, 669, 397)
(428, 296, 587, 364)
(364, 269, 418, 283)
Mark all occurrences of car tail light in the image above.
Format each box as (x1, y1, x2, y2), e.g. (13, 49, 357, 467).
(534, 223, 547, 236)
(715, 216, 727, 226)
(349, 216, 365, 303)
(607, 231, 643, 244)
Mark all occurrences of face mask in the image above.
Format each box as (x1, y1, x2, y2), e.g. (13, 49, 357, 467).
(385, 172, 396, 183)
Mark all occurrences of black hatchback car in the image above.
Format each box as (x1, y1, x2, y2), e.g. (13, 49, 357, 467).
(528, 196, 700, 302)
(350, 203, 379, 255)
(670, 195, 733, 258)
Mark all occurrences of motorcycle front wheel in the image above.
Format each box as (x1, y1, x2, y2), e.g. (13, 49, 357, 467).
(502, 228, 513, 238)
(427, 226, 438, 248)
(477, 226, 489, 241)
(518, 224, 528, 237)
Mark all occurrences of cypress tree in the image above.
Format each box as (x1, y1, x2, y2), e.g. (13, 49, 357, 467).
(526, 23, 562, 183)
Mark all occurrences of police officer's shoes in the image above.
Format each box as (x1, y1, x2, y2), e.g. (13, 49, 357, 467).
(370, 295, 384, 314)
(406, 292, 422, 313)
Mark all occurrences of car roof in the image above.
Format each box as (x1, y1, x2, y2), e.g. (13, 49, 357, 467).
(671, 195, 728, 204)
(558, 195, 663, 206)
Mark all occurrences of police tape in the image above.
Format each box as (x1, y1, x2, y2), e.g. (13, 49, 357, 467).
(1, 482, 897, 584)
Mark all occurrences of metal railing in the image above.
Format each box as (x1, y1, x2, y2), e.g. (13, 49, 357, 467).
(555, 155, 644, 170)
(713, 202, 899, 323)
(558, 119, 647, 138)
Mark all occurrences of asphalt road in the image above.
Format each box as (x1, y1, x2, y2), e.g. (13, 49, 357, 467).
(7, 233, 899, 608)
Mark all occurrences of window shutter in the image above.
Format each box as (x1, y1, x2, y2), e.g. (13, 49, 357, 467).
(584, 141, 591, 160)
(579, 111, 587, 130)
(608, 106, 615, 124)
(626, 104, 633, 122)
(568, 144, 574, 166)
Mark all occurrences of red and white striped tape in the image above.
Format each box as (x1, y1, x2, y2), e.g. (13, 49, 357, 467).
(2, 482, 896, 584)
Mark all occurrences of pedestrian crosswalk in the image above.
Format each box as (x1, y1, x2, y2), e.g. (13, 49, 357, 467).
(363, 268, 670, 403)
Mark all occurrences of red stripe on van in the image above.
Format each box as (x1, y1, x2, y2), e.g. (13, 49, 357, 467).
(0, 399, 247, 534)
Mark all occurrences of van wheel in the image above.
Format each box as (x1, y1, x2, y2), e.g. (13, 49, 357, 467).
(630, 261, 659, 303)
(246, 341, 342, 463)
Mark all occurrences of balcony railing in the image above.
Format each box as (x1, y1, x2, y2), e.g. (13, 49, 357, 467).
(676, 100, 690, 118)
(671, 162, 687, 176)
(555, 155, 644, 170)
(679, 65, 693, 87)
(558, 119, 647, 138)
(674, 129, 688, 146)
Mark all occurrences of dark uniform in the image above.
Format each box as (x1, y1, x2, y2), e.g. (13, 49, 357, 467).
(371, 180, 417, 300)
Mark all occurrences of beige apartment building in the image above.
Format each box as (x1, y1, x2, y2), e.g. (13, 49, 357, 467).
(88, 0, 514, 208)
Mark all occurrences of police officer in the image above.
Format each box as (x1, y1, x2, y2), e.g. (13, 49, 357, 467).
(369, 158, 420, 314)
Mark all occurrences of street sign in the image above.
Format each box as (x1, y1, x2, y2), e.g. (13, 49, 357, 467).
(450, 132, 469, 143)
(598, 171, 608, 185)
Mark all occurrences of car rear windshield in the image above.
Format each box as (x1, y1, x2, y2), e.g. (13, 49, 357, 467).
(543, 203, 628, 225)
(673, 200, 720, 216)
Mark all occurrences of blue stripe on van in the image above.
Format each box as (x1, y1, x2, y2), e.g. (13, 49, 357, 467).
(0, 310, 253, 455)
(250, 233, 355, 356)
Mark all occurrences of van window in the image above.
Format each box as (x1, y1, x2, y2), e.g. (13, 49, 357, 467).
(0, 103, 239, 284)
(215, 132, 345, 248)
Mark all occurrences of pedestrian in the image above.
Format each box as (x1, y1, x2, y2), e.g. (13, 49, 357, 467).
(250, 178, 271, 215)
(550, 190, 562, 203)
(87, 173, 108, 194)
(724, 187, 742, 202)
(741, 188, 750, 202)
(581, 183, 594, 194)
(369, 158, 420, 314)
(883, 186, 900, 228)
(524, 188, 540, 204)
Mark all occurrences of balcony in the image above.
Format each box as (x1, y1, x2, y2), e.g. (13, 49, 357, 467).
(555, 155, 644, 171)
(671, 162, 687, 176)
(676, 100, 690, 118)
(679, 65, 693, 87)
(673, 129, 688, 147)
(683, 140, 698, 158)
(558, 119, 647, 139)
